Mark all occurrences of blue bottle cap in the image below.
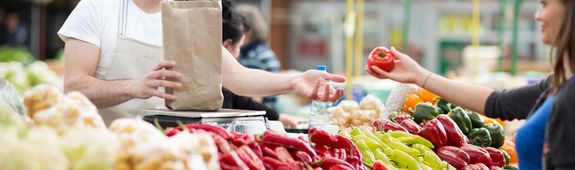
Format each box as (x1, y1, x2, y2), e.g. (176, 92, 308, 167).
(316, 65, 327, 72)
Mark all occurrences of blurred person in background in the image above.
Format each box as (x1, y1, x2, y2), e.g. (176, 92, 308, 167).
(235, 5, 281, 109)
(0, 9, 30, 49)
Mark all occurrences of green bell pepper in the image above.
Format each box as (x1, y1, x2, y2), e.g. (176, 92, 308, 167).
(411, 102, 440, 124)
(484, 123, 505, 148)
(436, 98, 452, 114)
(467, 111, 485, 129)
(468, 128, 492, 147)
(448, 107, 473, 135)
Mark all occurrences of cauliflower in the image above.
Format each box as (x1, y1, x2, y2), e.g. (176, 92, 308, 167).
(110, 119, 219, 170)
(60, 126, 116, 170)
(23, 84, 64, 117)
(0, 126, 68, 170)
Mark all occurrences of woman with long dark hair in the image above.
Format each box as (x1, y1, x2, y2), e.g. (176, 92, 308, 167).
(367, 0, 575, 169)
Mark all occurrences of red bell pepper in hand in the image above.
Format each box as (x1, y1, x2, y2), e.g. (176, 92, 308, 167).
(483, 147, 505, 167)
(186, 123, 233, 140)
(436, 115, 469, 146)
(463, 163, 490, 170)
(400, 118, 423, 134)
(460, 144, 492, 166)
(367, 47, 395, 72)
(260, 131, 317, 158)
(436, 146, 470, 170)
(373, 119, 409, 132)
(309, 128, 338, 147)
(418, 119, 448, 147)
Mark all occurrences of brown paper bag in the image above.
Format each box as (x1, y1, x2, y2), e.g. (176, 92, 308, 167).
(162, 0, 223, 111)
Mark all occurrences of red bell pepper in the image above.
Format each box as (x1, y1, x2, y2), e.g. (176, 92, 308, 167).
(400, 118, 423, 134)
(436, 146, 470, 170)
(436, 115, 469, 146)
(418, 119, 448, 147)
(460, 144, 492, 166)
(309, 128, 338, 147)
(186, 123, 233, 140)
(463, 163, 490, 170)
(373, 119, 409, 132)
(392, 114, 412, 124)
(260, 131, 317, 158)
(367, 47, 395, 72)
(490, 166, 503, 170)
(483, 147, 505, 167)
(317, 157, 355, 170)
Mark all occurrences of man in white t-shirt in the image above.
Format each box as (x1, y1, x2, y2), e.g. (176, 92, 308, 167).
(59, 0, 345, 124)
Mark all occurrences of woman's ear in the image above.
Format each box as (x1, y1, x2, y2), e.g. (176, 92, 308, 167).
(223, 39, 234, 49)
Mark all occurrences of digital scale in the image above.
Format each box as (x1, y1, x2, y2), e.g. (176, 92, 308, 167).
(142, 109, 284, 134)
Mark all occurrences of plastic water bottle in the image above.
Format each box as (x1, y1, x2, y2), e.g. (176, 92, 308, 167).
(309, 65, 334, 131)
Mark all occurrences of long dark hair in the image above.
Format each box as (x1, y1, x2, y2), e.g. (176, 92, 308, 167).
(551, 0, 575, 93)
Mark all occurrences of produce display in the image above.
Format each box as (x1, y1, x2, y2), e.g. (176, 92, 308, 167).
(0, 82, 520, 170)
(329, 95, 384, 129)
(0, 61, 62, 94)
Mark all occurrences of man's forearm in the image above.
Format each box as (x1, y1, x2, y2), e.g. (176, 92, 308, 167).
(223, 68, 298, 97)
(64, 75, 134, 108)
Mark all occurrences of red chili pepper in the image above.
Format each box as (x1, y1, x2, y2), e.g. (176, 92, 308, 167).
(318, 157, 355, 170)
(186, 123, 233, 140)
(212, 133, 231, 154)
(236, 145, 265, 170)
(436, 146, 471, 170)
(373, 119, 409, 132)
(372, 161, 389, 170)
(315, 145, 330, 157)
(460, 144, 492, 166)
(345, 156, 361, 169)
(399, 118, 423, 134)
(418, 119, 448, 147)
(328, 164, 354, 170)
(309, 128, 338, 147)
(293, 151, 313, 165)
(275, 147, 295, 163)
(262, 146, 279, 159)
(260, 131, 317, 158)
(463, 163, 490, 170)
(219, 152, 249, 170)
(436, 115, 469, 146)
(248, 141, 263, 158)
(483, 147, 505, 167)
(165, 127, 181, 137)
(262, 157, 288, 170)
(338, 148, 347, 160)
(232, 138, 247, 147)
(334, 135, 361, 161)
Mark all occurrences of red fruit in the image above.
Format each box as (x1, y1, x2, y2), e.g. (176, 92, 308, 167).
(463, 163, 490, 170)
(460, 144, 492, 166)
(367, 47, 395, 72)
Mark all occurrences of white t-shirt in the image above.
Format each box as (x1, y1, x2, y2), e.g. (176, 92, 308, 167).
(58, 0, 163, 79)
